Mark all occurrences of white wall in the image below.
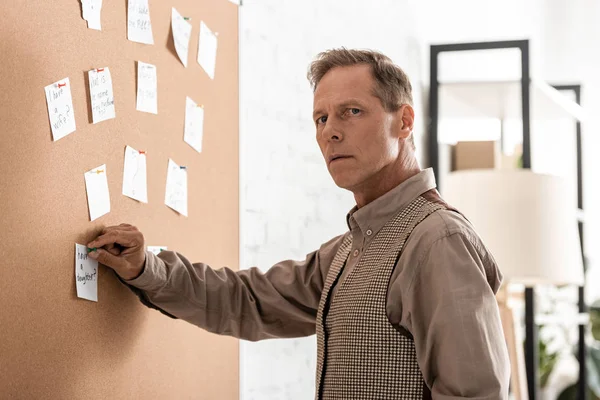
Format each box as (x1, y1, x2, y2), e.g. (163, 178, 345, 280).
(239, 1, 600, 398)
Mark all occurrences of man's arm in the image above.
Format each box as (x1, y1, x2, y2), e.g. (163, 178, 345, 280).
(403, 232, 510, 399)
(87, 224, 344, 342)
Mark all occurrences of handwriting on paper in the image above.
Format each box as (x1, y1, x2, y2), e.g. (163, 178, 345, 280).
(81, 0, 103, 30)
(164, 159, 188, 216)
(44, 78, 76, 141)
(136, 61, 157, 114)
(122, 145, 148, 203)
(128, 0, 154, 45)
(88, 68, 116, 124)
(147, 246, 167, 255)
(184, 96, 204, 153)
(171, 8, 192, 67)
(197, 21, 218, 79)
(75, 243, 98, 302)
(84, 164, 111, 221)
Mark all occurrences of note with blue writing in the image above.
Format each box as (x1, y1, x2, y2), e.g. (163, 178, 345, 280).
(44, 78, 76, 141)
(75, 243, 98, 302)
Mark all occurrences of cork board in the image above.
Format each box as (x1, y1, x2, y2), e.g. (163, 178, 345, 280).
(0, 0, 239, 398)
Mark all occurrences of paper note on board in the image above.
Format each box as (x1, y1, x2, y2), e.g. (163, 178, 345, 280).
(122, 145, 148, 203)
(128, 0, 154, 44)
(164, 159, 188, 216)
(136, 61, 157, 114)
(197, 21, 218, 79)
(147, 246, 167, 255)
(88, 67, 116, 123)
(184, 96, 204, 153)
(84, 164, 111, 221)
(81, 0, 103, 30)
(171, 8, 192, 67)
(44, 78, 76, 141)
(75, 243, 98, 302)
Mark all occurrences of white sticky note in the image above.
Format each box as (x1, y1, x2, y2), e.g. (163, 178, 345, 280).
(171, 8, 192, 67)
(197, 21, 218, 79)
(44, 78, 76, 141)
(184, 97, 204, 153)
(164, 159, 188, 216)
(75, 243, 98, 302)
(84, 164, 111, 221)
(122, 145, 148, 203)
(136, 61, 157, 114)
(128, 0, 154, 45)
(147, 246, 167, 255)
(81, 0, 103, 30)
(88, 68, 116, 124)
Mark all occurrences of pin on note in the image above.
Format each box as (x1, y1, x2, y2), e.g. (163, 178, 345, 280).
(197, 21, 218, 79)
(75, 243, 98, 302)
(128, 0, 154, 45)
(184, 96, 204, 153)
(84, 164, 111, 221)
(88, 67, 116, 124)
(81, 0, 103, 30)
(122, 145, 148, 203)
(147, 246, 167, 255)
(136, 61, 157, 114)
(44, 77, 76, 141)
(171, 8, 192, 67)
(164, 159, 188, 216)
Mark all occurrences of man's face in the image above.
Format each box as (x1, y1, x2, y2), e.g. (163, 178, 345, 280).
(313, 65, 406, 192)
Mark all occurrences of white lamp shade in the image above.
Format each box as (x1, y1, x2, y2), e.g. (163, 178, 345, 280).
(442, 169, 584, 286)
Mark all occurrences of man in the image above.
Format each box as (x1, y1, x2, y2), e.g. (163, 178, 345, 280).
(88, 48, 510, 399)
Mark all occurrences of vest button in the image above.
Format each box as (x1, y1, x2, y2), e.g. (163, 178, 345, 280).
(353, 249, 359, 257)
(366, 229, 373, 236)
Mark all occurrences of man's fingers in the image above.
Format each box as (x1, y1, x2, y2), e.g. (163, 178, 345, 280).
(88, 248, 127, 273)
(88, 229, 139, 249)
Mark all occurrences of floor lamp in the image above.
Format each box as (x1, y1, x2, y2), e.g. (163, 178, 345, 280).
(443, 169, 585, 399)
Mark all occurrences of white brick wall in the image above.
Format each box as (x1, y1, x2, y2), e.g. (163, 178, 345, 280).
(239, 1, 600, 398)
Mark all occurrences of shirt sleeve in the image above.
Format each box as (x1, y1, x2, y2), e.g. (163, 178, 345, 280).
(403, 232, 510, 399)
(120, 235, 344, 341)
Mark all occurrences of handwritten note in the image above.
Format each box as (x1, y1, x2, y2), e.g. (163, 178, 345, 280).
(197, 21, 218, 79)
(171, 8, 192, 67)
(122, 145, 148, 203)
(147, 246, 167, 255)
(88, 68, 116, 124)
(136, 61, 157, 114)
(81, 0, 103, 30)
(44, 78, 76, 141)
(184, 97, 204, 153)
(84, 164, 111, 221)
(164, 159, 188, 216)
(75, 244, 98, 302)
(128, 0, 154, 45)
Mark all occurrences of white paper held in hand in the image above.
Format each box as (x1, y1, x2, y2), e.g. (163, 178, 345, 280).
(81, 0, 103, 30)
(147, 246, 167, 255)
(136, 61, 157, 114)
(197, 21, 218, 79)
(84, 164, 111, 221)
(184, 97, 205, 153)
(88, 67, 116, 124)
(164, 159, 188, 216)
(75, 243, 98, 302)
(44, 78, 76, 141)
(171, 8, 192, 67)
(128, 0, 154, 44)
(122, 145, 148, 203)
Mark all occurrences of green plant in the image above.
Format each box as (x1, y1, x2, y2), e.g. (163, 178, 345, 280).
(539, 327, 560, 388)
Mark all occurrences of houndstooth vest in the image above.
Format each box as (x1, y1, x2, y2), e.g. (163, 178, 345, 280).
(315, 195, 446, 400)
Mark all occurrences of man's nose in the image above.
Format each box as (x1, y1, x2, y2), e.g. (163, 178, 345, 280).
(321, 119, 343, 142)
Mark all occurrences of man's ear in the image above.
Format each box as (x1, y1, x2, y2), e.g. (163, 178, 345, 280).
(396, 104, 414, 140)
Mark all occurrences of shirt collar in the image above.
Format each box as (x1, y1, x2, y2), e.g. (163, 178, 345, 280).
(346, 168, 437, 235)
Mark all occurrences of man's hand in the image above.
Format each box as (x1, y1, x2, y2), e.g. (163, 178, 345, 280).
(87, 223, 146, 280)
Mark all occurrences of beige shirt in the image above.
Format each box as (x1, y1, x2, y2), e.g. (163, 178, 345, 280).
(125, 168, 510, 398)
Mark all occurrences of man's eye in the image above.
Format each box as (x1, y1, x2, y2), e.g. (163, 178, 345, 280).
(350, 108, 360, 115)
(317, 116, 328, 124)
